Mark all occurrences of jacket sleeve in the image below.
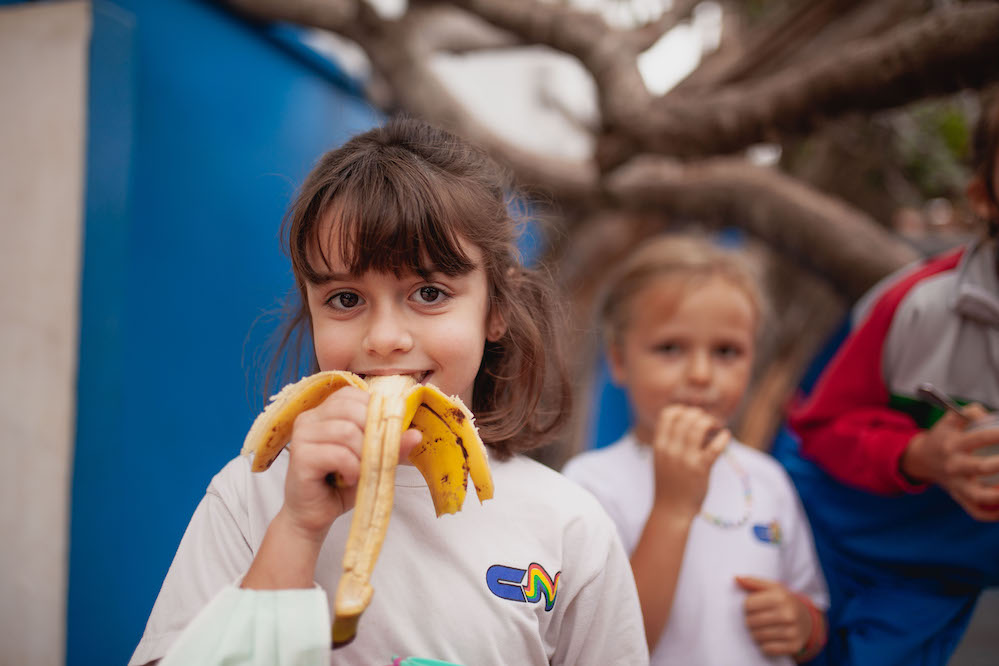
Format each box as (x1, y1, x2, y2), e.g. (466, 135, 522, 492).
(129, 459, 257, 665)
(158, 586, 331, 666)
(787, 250, 963, 495)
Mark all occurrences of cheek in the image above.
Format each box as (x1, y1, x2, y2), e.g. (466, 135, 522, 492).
(631, 367, 683, 408)
(626, 355, 681, 396)
(424, 318, 488, 367)
(311, 321, 356, 370)
(718, 361, 753, 403)
(434, 317, 484, 348)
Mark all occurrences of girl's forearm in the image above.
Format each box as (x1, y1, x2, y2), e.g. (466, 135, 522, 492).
(241, 508, 326, 590)
(630, 505, 695, 651)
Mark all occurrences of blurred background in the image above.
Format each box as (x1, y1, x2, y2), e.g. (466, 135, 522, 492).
(1, 0, 997, 663)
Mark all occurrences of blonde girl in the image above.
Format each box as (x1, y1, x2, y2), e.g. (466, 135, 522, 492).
(563, 234, 828, 665)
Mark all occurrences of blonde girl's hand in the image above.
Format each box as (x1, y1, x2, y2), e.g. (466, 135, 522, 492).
(734, 576, 813, 658)
(651, 405, 730, 518)
(281, 386, 422, 542)
(902, 403, 999, 521)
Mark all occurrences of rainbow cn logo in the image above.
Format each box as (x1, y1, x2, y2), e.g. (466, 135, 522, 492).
(486, 563, 561, 611)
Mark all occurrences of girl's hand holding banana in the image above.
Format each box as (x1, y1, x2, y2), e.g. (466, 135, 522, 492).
(239, 370, 494, 646)
(281, 386, 421, 539)
(651, 405, 730, 517)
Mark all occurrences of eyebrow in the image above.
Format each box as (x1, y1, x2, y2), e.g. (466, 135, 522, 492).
(308, 266, 437, 285)
(309, 271, 352, 285)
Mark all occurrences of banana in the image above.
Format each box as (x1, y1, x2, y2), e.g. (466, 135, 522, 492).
(240, 370, 494, 645)
(242, 371, 368, 473)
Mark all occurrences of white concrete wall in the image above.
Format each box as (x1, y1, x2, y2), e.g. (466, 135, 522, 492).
(0, 2, 90, 664)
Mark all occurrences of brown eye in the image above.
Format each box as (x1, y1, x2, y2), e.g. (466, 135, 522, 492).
(419, 286, 441, 302)
(414, 285, 450, 304)
(714, 344, 743, 359)
(656, 342, 682, 355)
(327, 291, 360, 310)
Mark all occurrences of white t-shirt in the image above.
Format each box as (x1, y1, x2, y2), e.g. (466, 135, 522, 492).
(562, 434, 828, 666)
(131, 450, 649, 666)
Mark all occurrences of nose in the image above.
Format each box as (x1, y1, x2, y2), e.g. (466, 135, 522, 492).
(363, 304, 414, 357)
(686, 349, 712, 386)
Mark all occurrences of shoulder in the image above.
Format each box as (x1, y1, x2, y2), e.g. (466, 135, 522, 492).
(727, 441, 794, 492)
(204, 454, 252, 500)
(561, 435, 643, 488)
(560, 437, 647, 516)
(493, 454, 622, 536)
(208, 451, 267, 492)
(497, 453, 608, 507)
(890, 264, 962, 324)
(857, 245, 965, 327)
(205, 451, 288, 518)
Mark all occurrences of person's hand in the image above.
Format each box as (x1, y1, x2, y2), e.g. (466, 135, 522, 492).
(281, 386, 423, 542)
(734, 576, 812, 658)
(902, 404, 999, 521)
(243, 386, 422, 590)
(650, 405, 730, 518)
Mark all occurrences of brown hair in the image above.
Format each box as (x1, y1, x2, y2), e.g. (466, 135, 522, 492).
(972, 87, 999, 211)
(599, 233, 767, 350)
(268, 116, 570, 459)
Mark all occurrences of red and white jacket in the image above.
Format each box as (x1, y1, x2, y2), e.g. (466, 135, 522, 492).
(789, 240, 999, 495)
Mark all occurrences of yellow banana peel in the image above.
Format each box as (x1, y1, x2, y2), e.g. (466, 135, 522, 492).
(240, 370, 494, 645)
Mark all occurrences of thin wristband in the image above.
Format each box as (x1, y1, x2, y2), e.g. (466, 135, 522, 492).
(793, 593, 826, 661)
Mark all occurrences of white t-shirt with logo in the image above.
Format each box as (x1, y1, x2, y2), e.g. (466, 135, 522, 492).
(130, 450, 648, 666)
(562, 434, 828, 666)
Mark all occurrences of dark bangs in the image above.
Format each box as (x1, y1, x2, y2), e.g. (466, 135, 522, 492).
(289, 142, 502, 284)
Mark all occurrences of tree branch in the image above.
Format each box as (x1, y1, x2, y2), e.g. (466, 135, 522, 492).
(605, 156, 920, 299)
(408, 4, 521, 54)
(677, 0, 870, 90)
(627, 3, 999, 159)
(625, 0, 702, 53)
(443, 0, 653, 129)
(220, 0, 598, 200)
(223, 0, 364, 40)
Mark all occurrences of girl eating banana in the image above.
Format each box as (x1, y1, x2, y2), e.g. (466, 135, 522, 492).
(563, 235, 828, 664)
(129, 117, 648, 666)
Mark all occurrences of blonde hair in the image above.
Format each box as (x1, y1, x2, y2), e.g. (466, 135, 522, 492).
(599, 233, 767, 348)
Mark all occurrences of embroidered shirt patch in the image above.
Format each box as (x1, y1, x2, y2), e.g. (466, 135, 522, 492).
(752, 520, 783, 545)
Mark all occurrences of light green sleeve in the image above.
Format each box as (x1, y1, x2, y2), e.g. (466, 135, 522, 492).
(159, 585, 331, 666)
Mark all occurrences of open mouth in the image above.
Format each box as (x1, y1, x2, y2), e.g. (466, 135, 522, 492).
(359, 371, 431, 384)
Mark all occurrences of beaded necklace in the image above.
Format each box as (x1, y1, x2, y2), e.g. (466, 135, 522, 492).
(699, 447, 753, 529)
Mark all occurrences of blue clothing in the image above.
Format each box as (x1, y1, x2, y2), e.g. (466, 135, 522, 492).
(778, 242, 999, 665)
(774, 428, 999, 665)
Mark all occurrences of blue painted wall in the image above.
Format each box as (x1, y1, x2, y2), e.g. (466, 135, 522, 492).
(70, 2, 379, 663)
(587, 353, 632, 449)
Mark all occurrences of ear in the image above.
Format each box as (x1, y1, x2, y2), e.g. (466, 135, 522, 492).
(967, 177, 998, 221)
(486, 306, 507, 342)
(606, 343, 627, 387)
